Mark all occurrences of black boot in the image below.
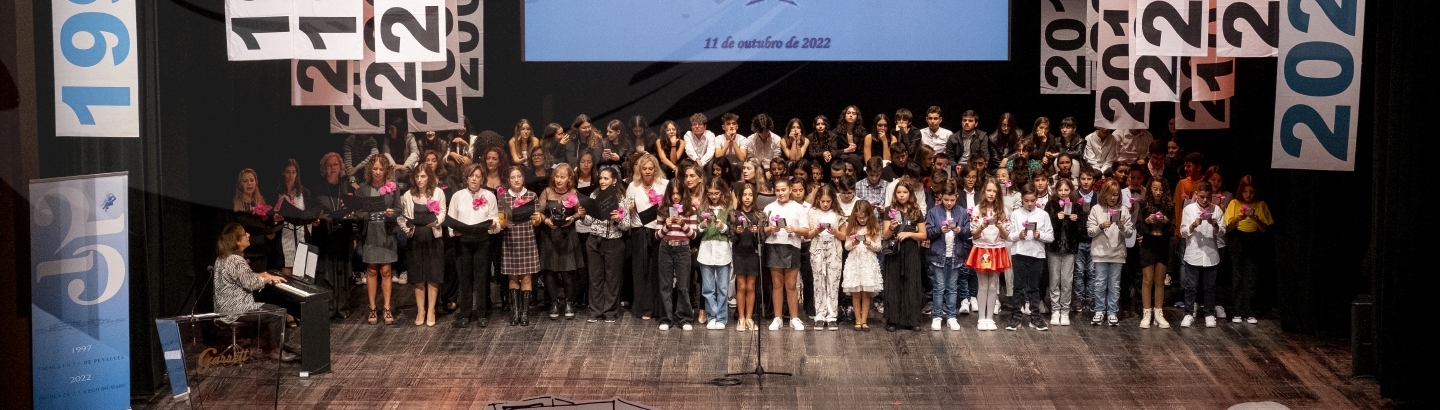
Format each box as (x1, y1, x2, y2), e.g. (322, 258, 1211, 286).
(548, 301, 560, 320)
(563, 300, 575, 319)
(509, 289, 521, 326)
(520, 291, 532, 326)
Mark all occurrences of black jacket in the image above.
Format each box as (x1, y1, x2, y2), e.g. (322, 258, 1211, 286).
(944, 129, 999, 168)
(1044, 198, 1087, 254)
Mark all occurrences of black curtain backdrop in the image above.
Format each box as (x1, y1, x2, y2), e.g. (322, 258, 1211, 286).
(22, 0, 1425, 401)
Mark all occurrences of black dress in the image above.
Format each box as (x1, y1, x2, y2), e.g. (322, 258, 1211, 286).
(408, 203, 445, 284)
(881, 212, 926, 328)
(731, 210, 764, 277)
(537, 195, 585, 272)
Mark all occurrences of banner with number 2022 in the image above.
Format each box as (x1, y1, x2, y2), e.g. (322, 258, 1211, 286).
(53, 0, 139, 138)
(31, 172, 131, 409)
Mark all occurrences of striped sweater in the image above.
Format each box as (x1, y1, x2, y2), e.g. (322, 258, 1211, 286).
(655, 215, 698, 242)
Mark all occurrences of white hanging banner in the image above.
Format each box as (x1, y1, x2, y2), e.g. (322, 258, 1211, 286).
(456, 0, 484, 97)
(1177, 58, 1230, 129)
(1130, 55, 1180, 102)
(53, 0, 139, 137)
(408, 86, 464, 132)
(292, 60, 352, 106)
(1272, 0, 1365, 171)
(1191, 55, 1235, 101)
(292, 0, 364, 60)
(1217, 0, 1279, 57)
(420, 0, 461, 89)
(359, 0, 423, 109)
(1135, 0, 1209, 56)
(374, 0, 446, 63)
(331, 93, 385, 134)
(226, 0, 293, 61)
(1095, 0, 1149, 129)
(1041, 0, 1090, 94)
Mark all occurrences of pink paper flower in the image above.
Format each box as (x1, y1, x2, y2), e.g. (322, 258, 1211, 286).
(513, 196, 531, 208)
(737, 214, 747, 223)
(251, 204, 272, 217)
(770, 214, 781, 223)
(1108, 209, 1118, 215)
(887, 208, 898, 220)
(1151, 211, 1164, 219)
(1240, 205, 1251, 214)
(615, 207, 626, 219)
(426, 199, 440, 215)
(563, 191, 578, 209)
(1199, 210, 1211, 219)
(378, 181, 396, 195)
(1078, 196, 1087, 204)
(1128, 197, 1139, 205)
(1058, 199, 1071, 208)
(647, 188, 662, 205)
(1002, 181, 1012, 188)
(700, 211, 713, 220)
(473, 195, 487, 210)
(672, 204, 684, 215)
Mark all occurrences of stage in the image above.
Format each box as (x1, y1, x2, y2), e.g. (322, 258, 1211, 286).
(140, 291, 1385, 409)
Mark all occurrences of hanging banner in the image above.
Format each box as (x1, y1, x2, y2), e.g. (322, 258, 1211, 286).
(359, 1, 423, 109)
(54, 0, 139, 138)
(1194, 0, 1237, 101)
(1041, 0, 1090, 94)
(1095, 0, 1149, 129)
(292, 59, 352, 106)
(1217, 0, 1279, 57)
(1087, 0, 1100, 91)
(1130, 55, 1179, 102)
(1135, 0, 1209, 56)
(31, 172, 130, 410)
(457, 0, 484, 97)
(1177, 57, 1230, 129)
(292, 0, 364, 60)
(1272, 0, 1364, 171)
(374, 0, 446, 63)
(332, 93, 386, 134)
(421, 0, 461, 89)
(408, 87, 464, 131)
(226, 0, 293, 61)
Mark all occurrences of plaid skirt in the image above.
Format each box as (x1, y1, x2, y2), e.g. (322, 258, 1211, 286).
(502, 223, 540, 276)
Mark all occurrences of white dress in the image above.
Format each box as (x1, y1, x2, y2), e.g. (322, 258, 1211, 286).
(841, 228, 884, 294)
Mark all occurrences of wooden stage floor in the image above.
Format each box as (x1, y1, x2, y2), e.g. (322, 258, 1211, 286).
(142, 296, 1386, 409)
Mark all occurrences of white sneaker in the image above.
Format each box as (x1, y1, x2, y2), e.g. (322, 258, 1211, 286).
(1181, 315, 1194, 328)
(790, 317, 805, 330)
(659, 323, 670, 330)
(959, 298, 971, 314)
(947, 318, 961, 330)
(1214, 306, 1227, 319)
(728, 297, 737, 308)
(1050, 312, 1061, 325)
(1246, 317, 1258, 324)
(394, 271, 408, 284)
(977, 319, 987, 330)
(1091, 312, 1104, 325)
(970, 297, 979, 311)
(1060, 314, 1071, 326)
(768, 318, 783, 331)
(1164, 275, 1171, 286)
(1205, 316, 1216, 328)
(1107, 314, 1119, 326)
(1232, 317, 1243, 323)
(1021, 304, 1031, 315)
(682, 323, 694, 331)
(931, 318, 943, 331)
(994, 300, 1001, 315)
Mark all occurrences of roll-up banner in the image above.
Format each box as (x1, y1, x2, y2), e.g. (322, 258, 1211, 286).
(1272, 0, 1365, 171)
(31, 172, 131, 409)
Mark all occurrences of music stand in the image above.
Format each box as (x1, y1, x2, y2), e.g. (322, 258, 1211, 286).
(724, 219, 791, 389)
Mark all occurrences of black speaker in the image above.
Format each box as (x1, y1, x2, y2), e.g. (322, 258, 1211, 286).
(1352, 294, 1375, 378)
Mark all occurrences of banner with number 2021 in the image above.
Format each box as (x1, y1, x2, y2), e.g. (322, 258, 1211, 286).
(53, 0, 140, 138)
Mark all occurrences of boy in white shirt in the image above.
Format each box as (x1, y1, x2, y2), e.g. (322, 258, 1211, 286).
(685, 113, 716, 167)
(1006, 184, 1055, 331)
(1178, 182, 1226, 328)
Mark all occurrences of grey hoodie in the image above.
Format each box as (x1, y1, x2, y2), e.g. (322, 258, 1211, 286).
(1086, 204, 1133, 264)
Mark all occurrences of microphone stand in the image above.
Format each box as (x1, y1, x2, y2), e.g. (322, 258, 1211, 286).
(726, 221, 791, 389)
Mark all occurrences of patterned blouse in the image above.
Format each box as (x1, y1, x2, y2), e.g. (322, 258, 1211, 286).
(214, 254, 265, 315)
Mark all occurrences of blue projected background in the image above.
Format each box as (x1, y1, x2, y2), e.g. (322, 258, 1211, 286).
(523, 0, 1010, 62)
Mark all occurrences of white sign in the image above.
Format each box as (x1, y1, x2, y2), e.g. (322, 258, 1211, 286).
(359, 1, 423, 109)
(1095, 0, 1149, 129)
(227, 0, 363, 61)
(53, 0, 139, 137)
(374, 0, 447, 63)
(1041, 0, 1090, 94)
(331, 94, 385, 134)
(1177, 59, 1230, 129)
(457, 0, 484, 96)
(1130, 55, 1180, 102)
(1135, 0, 1209, 56)
(421, 0, 461, 89)
(407, 86, 464, 132)
(1190, 55, 1236, 101)
(1217, 0, 1279, 57)
(293, 0, 364, 60)
(292, 59, 352, 106)
(1272, 0, 1364, 171)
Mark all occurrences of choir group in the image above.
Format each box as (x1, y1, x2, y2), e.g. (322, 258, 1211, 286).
(215, 106, 1276, 334)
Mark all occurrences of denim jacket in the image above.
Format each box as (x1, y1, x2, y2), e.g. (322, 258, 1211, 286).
(925, 204, 973, 263)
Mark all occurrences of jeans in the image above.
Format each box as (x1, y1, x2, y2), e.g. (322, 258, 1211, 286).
(1011, 255, 1044, 322)
(964, 266, 978, 299)
(1091, 262, 1123, 315)
(1073, 242, 1094, 305)
(700, 264, 731, 324)
(1182, 263, 1218, 317)
(657, 244, 694, 325)
(928, 258, 961, 319)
